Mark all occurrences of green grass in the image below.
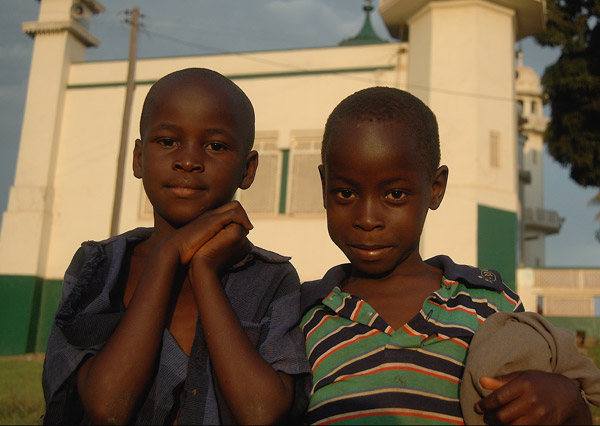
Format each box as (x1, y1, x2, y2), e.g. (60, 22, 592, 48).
(1, 349, 600, 425)
(0, 354, 45, 425)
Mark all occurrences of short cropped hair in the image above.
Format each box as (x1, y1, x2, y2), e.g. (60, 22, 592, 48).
(322, 87, 440, 177)
(140, 68, 255, 152)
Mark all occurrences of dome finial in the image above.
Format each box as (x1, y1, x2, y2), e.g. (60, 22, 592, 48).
(339, 0, 387, 46)
(516, 42, 524, 67)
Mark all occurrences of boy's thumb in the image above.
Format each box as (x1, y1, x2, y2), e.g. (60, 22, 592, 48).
(479, 372, 519, 391)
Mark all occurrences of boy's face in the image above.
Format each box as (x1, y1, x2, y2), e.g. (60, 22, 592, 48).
(320, 119, 447, 277)
(133, 78, 257, 228)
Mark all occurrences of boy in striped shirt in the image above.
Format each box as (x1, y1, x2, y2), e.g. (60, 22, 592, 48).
(300, 87, 591, 425)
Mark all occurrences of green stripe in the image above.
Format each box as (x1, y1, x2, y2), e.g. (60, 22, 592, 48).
(66, 66, 395, 90)
(279, 149, 290, 214)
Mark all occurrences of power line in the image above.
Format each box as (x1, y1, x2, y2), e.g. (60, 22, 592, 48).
(137, 28, 516, 103)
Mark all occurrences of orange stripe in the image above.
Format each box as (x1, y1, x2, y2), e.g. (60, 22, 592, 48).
(402, 324, 428, 338)
(313, 329, 381, 372)
(336, 364, 461, 385)
(350, 300, 364, 322)
(318, 409, 464, 425)
(427, 299, 484, 321)
(502, 291, 519, 307)
(448, 337, 469, 350)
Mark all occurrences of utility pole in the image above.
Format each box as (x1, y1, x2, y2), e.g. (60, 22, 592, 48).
(111, 6, 141, 236)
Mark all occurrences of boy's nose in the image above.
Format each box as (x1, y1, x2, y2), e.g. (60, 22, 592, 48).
(352, 199, 384, 231)
(173, 147, 204, 172)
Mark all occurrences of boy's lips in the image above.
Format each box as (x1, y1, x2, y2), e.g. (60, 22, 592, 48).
(165, 180, 206, 197)
(348, 244, 392, 260)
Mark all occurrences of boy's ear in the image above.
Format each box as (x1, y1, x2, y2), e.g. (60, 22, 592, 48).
(133, 139, 143, 179)
(429, 165, 449, 210)
(319, 164, 327, 209)
(239, 150, 258, 190)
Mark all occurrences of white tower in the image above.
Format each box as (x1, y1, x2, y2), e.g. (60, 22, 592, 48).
(516, 52, 561, 267)
(378, 0, 546, 288)
(0, 0, 104, 355)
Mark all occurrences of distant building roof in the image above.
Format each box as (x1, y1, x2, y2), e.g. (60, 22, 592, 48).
(340, 0, 387, 46)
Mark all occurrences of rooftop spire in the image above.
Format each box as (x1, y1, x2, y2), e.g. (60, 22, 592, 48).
(339, 0, 387, 46)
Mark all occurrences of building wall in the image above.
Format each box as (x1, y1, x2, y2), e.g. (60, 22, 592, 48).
(0, 43, 408, 353)
(42, 43, 407, 284)
(0, 0, 538, 354)
(408, 1, 519, 268)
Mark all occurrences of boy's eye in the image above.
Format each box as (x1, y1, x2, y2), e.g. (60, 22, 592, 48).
(157, 138, 177, 147)
(207, 142, 226, 152)
(335, 189, 355, 200)
(385, 190, 406, 202)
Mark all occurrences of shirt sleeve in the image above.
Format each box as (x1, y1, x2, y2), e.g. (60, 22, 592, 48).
(250, 262, 311, 376)
(42, 244, 107, 425)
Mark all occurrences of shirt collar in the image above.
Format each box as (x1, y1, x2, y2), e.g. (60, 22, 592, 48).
(424, 255, 506, 292)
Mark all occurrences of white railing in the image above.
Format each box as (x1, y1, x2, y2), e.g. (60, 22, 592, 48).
(524, 207, 561, 234)
(518, 267, 600, 317)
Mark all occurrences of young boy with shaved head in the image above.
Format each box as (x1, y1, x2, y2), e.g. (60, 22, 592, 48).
(300, 87, 593, 425)
(42, 68, 310, 425)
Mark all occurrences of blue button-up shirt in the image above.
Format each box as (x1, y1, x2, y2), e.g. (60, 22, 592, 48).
(42, 227, 310, 424)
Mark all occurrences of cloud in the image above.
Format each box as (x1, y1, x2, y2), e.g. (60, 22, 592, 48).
(266, 0, 361, 41)
(0, 44, 33, 61)
(86, 0, 370, 60)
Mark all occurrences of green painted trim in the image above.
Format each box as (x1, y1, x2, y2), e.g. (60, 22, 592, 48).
(0, 276, 63, 355)
(279, 149, 290, 214)
(72, 42, 389, 66)
(36, 280, 62, 353)
(477, 205, 517, 291)
(26, 277, 43, 353)
(66, 66, 395, 90)
(0, 276, 38, 355)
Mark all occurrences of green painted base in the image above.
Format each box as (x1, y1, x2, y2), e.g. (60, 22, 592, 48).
(477, 205, 517, 291)
(0, 275, 62, 355)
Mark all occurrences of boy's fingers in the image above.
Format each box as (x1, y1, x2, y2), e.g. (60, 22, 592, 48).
(481, 397, 531, 426)
(175, 203, 253, 264)
(479, 376, 506, 391)
(477, 372, 522, 413)
(206, 201, 253, 230)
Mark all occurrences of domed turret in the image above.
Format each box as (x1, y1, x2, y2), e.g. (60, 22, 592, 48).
(339, 0, 387, 46)
(516, 52, 543, 97)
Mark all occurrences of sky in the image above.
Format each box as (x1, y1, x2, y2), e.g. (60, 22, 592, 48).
(0, 0, 598, 268)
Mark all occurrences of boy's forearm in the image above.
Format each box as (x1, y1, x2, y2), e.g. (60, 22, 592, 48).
(76, 247, 180, 425)
(189, 263, 294, 425)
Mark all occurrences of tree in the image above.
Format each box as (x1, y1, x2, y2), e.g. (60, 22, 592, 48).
(534, 0, 599, 186)
(534, 0, 600, 239)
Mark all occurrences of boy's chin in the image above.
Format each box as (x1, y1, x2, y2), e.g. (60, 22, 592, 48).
(154, 210, 205, 229)
(348, 260, 398, 279)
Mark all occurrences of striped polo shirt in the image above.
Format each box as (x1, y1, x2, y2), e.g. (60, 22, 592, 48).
(300, 257, 522, 425)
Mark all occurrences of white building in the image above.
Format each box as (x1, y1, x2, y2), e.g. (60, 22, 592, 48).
(0, 0, 547, 355)
(516, 51, 561, 268)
